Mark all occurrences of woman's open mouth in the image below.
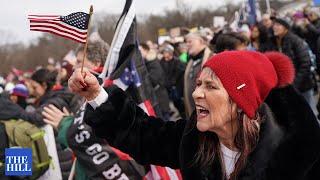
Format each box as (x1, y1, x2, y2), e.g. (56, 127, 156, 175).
(196, 104, 209, 119)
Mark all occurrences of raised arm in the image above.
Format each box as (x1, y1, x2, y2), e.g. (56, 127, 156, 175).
(68, 68, 187, 168)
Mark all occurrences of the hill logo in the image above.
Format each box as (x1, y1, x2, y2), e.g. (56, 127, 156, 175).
(5, 148, 32, 176)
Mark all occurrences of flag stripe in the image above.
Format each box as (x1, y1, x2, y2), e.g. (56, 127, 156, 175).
(30, 20, 87, 34)
(28, 15, 60, 18)
(150, 165, 161, 180)
(28, 15, 60, 21)
(165, 167, 180, 180)
(30, 28, 85, 43)
(28, 16, 60, 20)
(155, 166, 171, 180)
(30, 24, 87, 39)
(143, 100, 156, 117)
(175, 170, 182, 180)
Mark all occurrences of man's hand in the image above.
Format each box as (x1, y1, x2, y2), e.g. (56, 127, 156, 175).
(42, 105, 70, 130)
(68, 68, 100, 101)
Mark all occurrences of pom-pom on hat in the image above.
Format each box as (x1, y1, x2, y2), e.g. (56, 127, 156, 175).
(203, 51, 294, 118)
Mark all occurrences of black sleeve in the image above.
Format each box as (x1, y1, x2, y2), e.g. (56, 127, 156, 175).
(0, 97, 45, 126)
(83, 86, 186, 168)
(306, 23, 320, 36)
(292, 37, 312, 90)
(19, 110, 46, 127)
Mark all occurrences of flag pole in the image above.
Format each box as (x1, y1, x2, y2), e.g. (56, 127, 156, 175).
(81, 5, 93, 74)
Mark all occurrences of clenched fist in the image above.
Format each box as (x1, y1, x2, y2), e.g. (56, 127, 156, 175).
(68, 68, 100, 101)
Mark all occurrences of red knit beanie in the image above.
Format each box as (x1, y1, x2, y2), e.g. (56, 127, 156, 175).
(203, 51, 295, 118)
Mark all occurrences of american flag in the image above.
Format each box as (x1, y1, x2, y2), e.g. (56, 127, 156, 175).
(28, 12, 90, 43)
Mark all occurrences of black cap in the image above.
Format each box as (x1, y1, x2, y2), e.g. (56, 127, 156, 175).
(273, 18, 291, 29)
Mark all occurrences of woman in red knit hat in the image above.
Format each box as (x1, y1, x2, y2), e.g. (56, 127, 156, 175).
(64, 50, 320, 180)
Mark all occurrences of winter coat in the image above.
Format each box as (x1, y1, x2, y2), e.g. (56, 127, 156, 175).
(145, 59, 171, 117)
(184, 47, 213, 117)
(83, 85, 320, 180)
(160, 57, 185, 94)
(306, 19, 320, 73)
(305, 19, 320, 56)
(272, 32, 314, 92)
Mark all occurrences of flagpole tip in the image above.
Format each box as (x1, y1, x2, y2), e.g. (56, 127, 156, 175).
(90, 5, 93, 13)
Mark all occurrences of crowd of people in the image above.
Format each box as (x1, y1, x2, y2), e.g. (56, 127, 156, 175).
(1, 5, 320, 180)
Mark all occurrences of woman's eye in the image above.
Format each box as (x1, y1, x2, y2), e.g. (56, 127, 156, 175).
(207, 85, 216, 89)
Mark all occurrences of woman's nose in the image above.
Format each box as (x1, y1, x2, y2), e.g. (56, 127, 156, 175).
(192, 87, 205, 99)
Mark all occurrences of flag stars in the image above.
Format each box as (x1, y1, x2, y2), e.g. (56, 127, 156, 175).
(60, 12, 89, 29)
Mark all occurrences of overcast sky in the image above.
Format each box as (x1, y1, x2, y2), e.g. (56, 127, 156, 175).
(0, 0, 241, 44)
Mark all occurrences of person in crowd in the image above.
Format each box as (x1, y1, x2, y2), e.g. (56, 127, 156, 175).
(140, 43, 171, 121)
(238, 23, 251, 41)
(159, 44, 186, 119)
(184, 31, 213, 117)
(261, 13, 274, 38)
(28, 68, 79, 179)
(28, 69, 82, 114)
(249, 23, 274, 52)
(304, 8, 320, 75)
(214, 32, 248, 53)
(68, 51, 320, 180)
(272, 18, 318, 116)
(178, 43, 189, 63)
(75, 39, 109, 74)
(146, 40, 158, 51)
(9, 83, 29, 109)
(292, 11, 307, 37)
